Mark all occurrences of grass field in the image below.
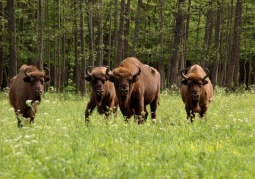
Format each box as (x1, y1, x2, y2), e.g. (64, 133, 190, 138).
(0, 88, 255, 179)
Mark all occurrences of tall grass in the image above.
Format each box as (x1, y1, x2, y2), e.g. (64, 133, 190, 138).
(0, 88, 255, 179)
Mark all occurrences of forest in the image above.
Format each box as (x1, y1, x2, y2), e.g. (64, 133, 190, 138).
(0, 0, 255, 94)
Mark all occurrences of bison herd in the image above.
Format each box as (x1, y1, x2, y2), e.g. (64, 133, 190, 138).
(8, 57, 214, 127)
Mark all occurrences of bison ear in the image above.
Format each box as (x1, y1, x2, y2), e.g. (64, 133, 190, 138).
(203, 79, 208, 85)
(45, 76, 51, 83)
(132, 76, 139, 83)
(85, 76, 91, 81)
(181, 79, 188, 85)
(23, 77, 31, 83)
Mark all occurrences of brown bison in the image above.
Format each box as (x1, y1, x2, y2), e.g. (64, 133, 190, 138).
(106, 57, 160, 124)
(9, 64, 51, 127)
(180, 64, 213, 123)
(85, 66, 118, 121)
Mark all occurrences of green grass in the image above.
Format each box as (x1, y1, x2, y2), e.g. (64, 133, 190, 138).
(0, 88, 255, 179)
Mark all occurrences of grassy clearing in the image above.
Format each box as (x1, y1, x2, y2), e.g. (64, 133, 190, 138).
(0, 89, 255, 179)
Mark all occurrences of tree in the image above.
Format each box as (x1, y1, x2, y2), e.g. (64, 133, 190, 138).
(80, 1, 86, 96)
(131, 0, 142, 57)
(226, 0, 242, 91)
(88, 0, 95, 66)
(158, 0, 164, 90)
(0, 1, 4, 90)
(96, 0, 103, 66)
(115, 0, 126, 67)
(113, 0, 118, 68)
(201, 0, 213, 66)
(74, 0, 79, 94)
(169, 0, 186, 88)
(7, 0, 17, 79)
(38, 0, 43, 70)
(211, 1, 222, 86)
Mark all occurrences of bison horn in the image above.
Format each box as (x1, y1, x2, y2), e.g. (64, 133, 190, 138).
(24, 68, 30, 77)
(133, 65, 141, 78)
(180, 68, 188, 80)
(44, 67, 50, 76)
(202, 68, 210, 80)
(106, 66, 114, 78)
(86, 66, 93, 77)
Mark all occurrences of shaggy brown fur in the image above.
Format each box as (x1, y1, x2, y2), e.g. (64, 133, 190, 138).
(180, 64, 213, 123)
(107, 57, 160, 124)
(85, 67, 118, 121)
(9, 64, 51, 127)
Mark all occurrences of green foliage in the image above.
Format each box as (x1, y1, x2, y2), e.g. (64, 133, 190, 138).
(1, 90, 255, 178)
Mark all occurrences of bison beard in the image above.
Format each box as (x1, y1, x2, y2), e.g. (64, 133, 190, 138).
(9, 65, 51, 127)
(106, 57, 160, 124)
(180, 64, 213, 123)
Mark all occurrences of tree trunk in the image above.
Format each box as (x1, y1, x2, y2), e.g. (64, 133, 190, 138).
(80, 1, 86, 96)
(201, 0, 213, 66)
(7, 0, 17, 79)
(194, 4, 201, 63)
(218, 0, 225, 87)
(61, 0, 66, 91)
(38, 0, 43, 70)
(74, 0, 79, 94)
(211, 1, 222, 87)
(123, 0, 130, 58)
(0, 1, 4, 90)
(115, 0, 125, 67)
(158, 0, 164, 90)
(113, 0, 118, 67)
(169, 0, 186, 88)
(45, 0, 51, 88)
(220, 2, 233, 87)
(107, 3, 112, 66)
(131, 0, 142, 57)
(226, 0, 242, 91)
(96, 0, 103, 66)
(88, 0, 95, 66)
(56, 0, 61, 93)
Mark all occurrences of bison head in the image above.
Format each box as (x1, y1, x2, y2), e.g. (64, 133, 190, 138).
(85, 66, 109, 97)
(23, 67, 51, 101)
(181, 68, 209, 101)
(106, 65, 141, 98)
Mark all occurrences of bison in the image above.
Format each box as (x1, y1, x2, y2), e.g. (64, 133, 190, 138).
(180, 64, 213, 123)
(106, 57, 160, 124)
(85, 66, 118, 121)
(9, 64, 51, 127)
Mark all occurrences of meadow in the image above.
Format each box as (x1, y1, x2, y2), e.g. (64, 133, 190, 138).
(0, 87, 255, 179)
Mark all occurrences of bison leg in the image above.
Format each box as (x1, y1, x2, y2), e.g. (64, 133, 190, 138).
(185, 107, 195, 123)
(17, 117, 23, 128)
(85, 101, 96, 122)
(150, 97, 159, 123)
(113, 106, 118, 118)
(190, 111, 195, 123)
(107, 105, 118, 119)
(143, 107, 148, 120)
(30, 116, 35, 124)
(200, 105, 208, 118)
(134, 101, 144, 124)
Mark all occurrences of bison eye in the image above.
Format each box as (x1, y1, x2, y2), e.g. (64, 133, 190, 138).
(102, 80, 105, 84)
